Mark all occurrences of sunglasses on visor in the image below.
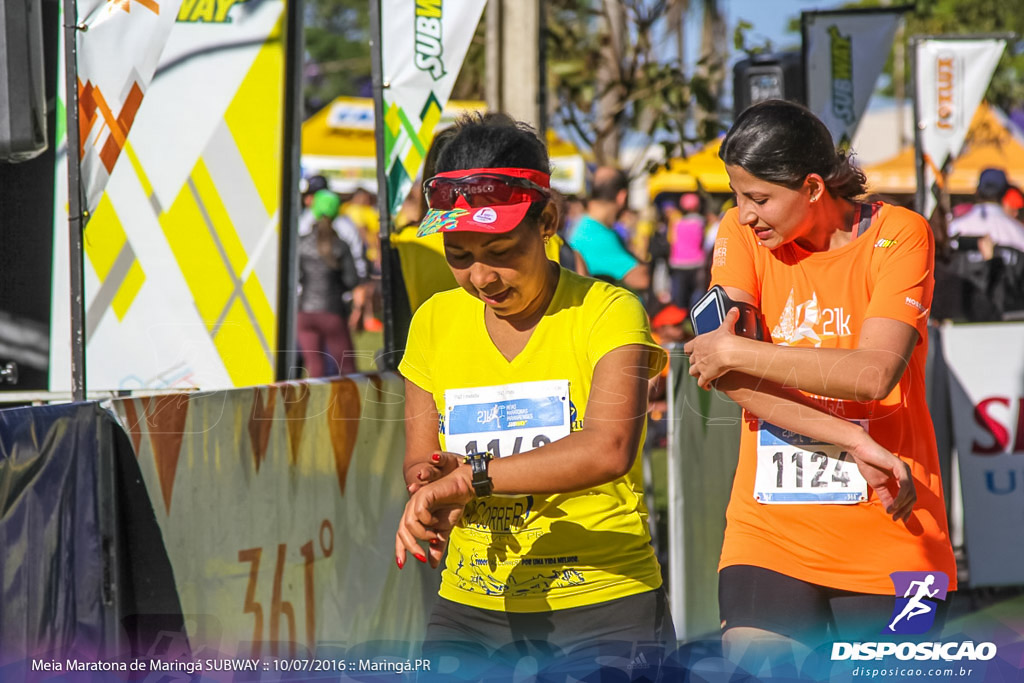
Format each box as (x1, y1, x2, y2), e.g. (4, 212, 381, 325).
(423, 173, 550, 211)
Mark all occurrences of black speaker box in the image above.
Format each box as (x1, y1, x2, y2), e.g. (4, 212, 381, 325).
(732, 51, 805, 118)
(1, 0, 48, 162)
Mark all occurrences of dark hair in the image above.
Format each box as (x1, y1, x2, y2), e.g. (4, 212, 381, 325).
(720, 100, 867, 200)
(590, 166, 629, 202)
(417, 125, 460, 217)
(436, 112, 551, 175)
(435, 112, 552, 221)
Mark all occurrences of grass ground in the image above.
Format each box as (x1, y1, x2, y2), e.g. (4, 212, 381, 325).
(351, 328, 384, 373)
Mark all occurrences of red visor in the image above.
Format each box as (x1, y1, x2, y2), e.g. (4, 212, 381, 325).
(418, 167, 551, 237)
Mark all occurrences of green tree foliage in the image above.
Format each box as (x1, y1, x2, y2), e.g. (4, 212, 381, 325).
(302, 0, 486, 117)
(303, 0, 371, 114)
(301, 0, 725, 168)
(842, 0, 1024, 111)
(546, 0, 726, 168)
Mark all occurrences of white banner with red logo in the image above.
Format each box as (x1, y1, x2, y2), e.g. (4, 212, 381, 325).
(944, 322, 1024, 587)
(75, 0, 183, 213)
(915, 38, 1005, 218)
(803, 10, 902, 149)
(379, 0, 486, 216)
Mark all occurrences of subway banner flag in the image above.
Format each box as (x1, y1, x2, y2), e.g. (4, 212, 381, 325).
(51, 0, 289, 391)
(380, 0, 487, 217)
(802, 9, 901, 150)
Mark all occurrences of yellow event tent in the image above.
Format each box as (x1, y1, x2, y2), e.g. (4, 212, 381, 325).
(647, 136, 731, 198)
(863, 103, 1024, 196)
(301, 96, 587, 195)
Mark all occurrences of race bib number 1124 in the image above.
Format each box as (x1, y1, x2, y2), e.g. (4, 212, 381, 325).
(753, 420, 868, 504)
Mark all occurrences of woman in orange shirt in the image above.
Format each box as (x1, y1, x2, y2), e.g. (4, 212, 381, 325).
(684, 100, 956, 669)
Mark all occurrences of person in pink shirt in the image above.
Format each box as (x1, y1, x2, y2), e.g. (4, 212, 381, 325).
(668, 192, 707, 307)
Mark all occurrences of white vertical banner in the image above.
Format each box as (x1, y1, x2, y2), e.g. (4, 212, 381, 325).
(75, 0, 183, 213)
(803, 10, 902, 148)
(915, 38, 1005, 218)
(52, 0, 289, 392)
(944, 323, 1024, 587)
(379, 0, 487, 216)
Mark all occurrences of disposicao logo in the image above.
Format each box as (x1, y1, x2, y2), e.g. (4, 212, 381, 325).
(886, 571, 949, 635)
(831, 570, 997, 663)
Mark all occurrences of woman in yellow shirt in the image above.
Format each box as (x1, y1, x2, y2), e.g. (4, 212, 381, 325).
(394, 113, 673, 679)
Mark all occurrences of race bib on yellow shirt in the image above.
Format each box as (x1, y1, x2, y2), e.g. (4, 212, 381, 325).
(753, 420, 868, 504)
(444, 380, 571, 460)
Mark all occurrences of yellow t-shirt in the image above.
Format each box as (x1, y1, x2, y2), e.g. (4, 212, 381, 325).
(399, 269, 667, 612)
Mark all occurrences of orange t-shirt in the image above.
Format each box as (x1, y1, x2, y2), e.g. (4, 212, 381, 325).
(711, 203, 957, 594)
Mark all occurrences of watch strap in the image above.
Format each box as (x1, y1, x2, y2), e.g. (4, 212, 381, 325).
(463, 451, 493, 497)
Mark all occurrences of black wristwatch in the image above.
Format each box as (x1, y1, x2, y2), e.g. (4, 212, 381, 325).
(463, 451, 494, 498)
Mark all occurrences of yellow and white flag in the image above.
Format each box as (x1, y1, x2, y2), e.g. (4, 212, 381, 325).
(52, 0, 289, 391)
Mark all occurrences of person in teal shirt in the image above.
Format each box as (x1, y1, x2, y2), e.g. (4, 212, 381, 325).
(569, 166, 650, 290)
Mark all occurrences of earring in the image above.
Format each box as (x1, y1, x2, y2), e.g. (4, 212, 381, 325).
(543, 236, 550, 244)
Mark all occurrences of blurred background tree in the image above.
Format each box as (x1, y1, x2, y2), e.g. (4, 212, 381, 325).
(546, 0, 727, 170)
(302, 0, 486, 116)
(301, 0, 727, 170)
(302, 0, 371, 116)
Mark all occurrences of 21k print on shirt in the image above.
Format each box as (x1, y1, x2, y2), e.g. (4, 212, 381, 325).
(772, 290, 852, 346)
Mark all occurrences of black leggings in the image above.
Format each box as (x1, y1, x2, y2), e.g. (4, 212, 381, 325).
(719, 565, 950, 648)
(422, 589, 676, 680)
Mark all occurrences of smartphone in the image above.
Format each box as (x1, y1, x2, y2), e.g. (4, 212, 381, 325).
(691, 285, 766, 340)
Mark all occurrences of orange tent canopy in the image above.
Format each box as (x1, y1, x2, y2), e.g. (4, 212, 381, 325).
(863, 103, 1024, 196)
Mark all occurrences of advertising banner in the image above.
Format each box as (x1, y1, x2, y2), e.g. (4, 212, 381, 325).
(944, 322, 1024, 586)
(379, 0, 487, 216)
(667, 351, 742, 639)
(803, 10, 902, 149)
(915, 38, 1005, 218)
(74, 0, 183, 212)
(52, 0, 289, 391)
(104, 374, 436, 656)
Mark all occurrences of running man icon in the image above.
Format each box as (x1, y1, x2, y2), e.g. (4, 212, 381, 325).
(889, 575, 938, 630)
(885, 571, 950, 635)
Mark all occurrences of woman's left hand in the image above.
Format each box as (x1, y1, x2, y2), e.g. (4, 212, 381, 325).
(395, 466, 475, 569)
(848, 437, 917, 523)
(683, 307, 742, 389)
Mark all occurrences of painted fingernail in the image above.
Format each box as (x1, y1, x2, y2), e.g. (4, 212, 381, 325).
(431, 453, 441, 462)
(396, 556, 404, 569)
(414, 552, 426, 563)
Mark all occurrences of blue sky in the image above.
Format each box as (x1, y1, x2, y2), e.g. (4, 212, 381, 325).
(721, 0, 848, 55)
